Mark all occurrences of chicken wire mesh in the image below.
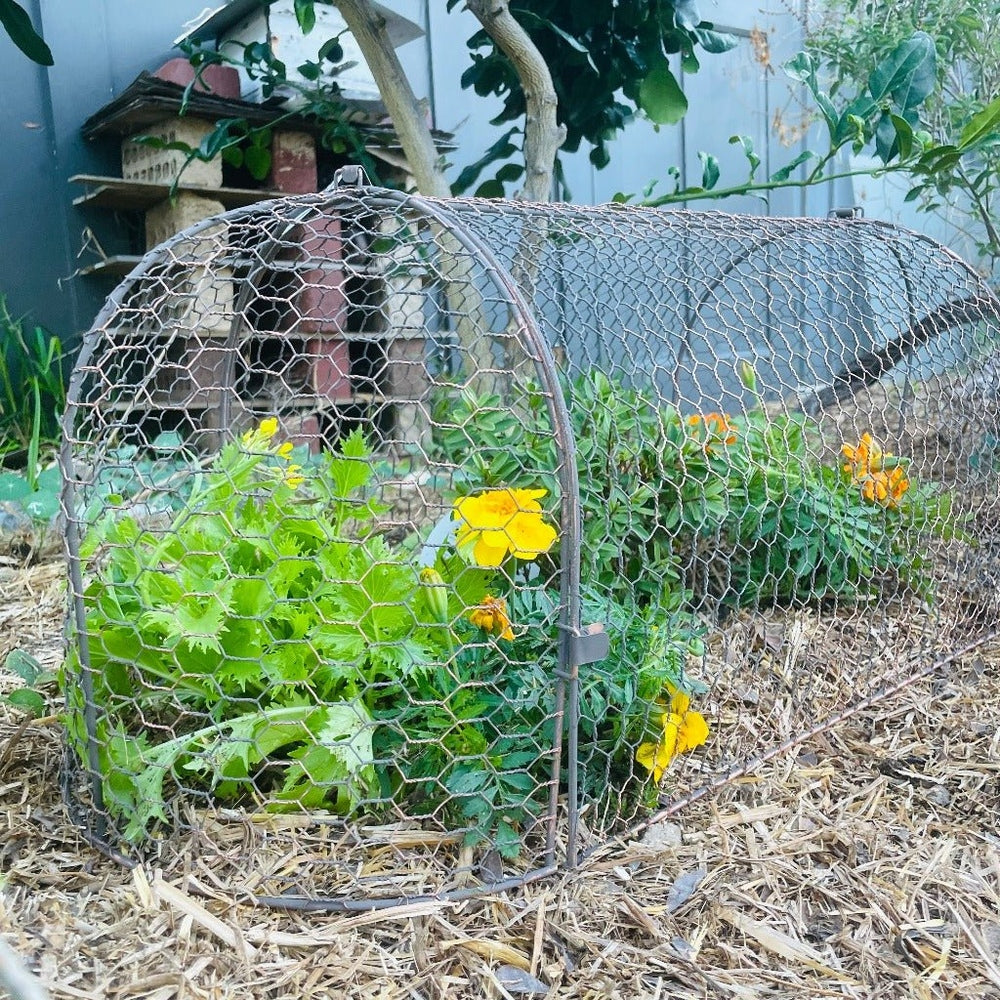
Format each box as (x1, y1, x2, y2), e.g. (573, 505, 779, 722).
(60, 172, 1000, 909)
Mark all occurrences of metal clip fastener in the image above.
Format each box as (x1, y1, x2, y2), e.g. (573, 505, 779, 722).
(330, 165, 370, 190)
(562, 623, 609, 667)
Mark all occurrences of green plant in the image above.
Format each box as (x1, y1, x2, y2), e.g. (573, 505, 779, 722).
(434, 370, 962, 610)
(806, 1, 1000, 268)
(0, 0, 52, 65)
(613, 29, 1000, 245)
(0, 295, 66, 489)
(434, 372, 727, 609)
(66, 421, 575, 853)
(63, 423, 449, 841)
(713, 410, 962, 605)
(2, 649, 54, 718)
(448, 0, 737, 193)
(139, 33, 384, 192)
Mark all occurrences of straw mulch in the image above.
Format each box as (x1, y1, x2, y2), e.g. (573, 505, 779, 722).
(2, 558, 1000, 999)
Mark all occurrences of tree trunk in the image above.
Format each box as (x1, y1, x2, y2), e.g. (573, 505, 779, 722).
(466, 0, 566, 202)
(333, 0, 449, 198)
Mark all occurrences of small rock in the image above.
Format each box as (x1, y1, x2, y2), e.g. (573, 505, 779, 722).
(641, 820, 682, 850)
(666, 868, 707, 914)
(0, 502, 32, 535)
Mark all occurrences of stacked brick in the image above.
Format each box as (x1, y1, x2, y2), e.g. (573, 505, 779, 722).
(109, 65, 428, 455)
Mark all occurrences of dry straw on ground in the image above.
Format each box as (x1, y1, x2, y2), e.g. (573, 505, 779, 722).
(2, 557, 1000, 999)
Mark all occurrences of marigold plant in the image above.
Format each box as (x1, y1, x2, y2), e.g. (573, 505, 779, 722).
(453, 487, 558, 567)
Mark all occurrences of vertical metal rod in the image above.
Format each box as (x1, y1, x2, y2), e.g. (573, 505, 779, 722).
(58, 431, 106, 841)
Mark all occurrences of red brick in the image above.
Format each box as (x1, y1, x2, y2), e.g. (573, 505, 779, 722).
(153, 58, 241, 99)
(279, 413, 321, 452)
(307, 337, 352, 402)
(269, 130, 318, 194)
(286, 216, 346, 332)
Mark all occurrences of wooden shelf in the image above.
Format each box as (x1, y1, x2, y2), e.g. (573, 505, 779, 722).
(98, 392, 380, 414)
(76, 254, 144, 277)
(70, 174, 283, 211)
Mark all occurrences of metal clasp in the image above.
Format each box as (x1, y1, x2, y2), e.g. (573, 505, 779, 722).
(562, 622, 609, 668)
(330, 165, 370, 190)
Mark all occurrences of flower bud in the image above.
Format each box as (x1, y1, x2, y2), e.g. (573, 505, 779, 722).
(419, 567, 450, 624)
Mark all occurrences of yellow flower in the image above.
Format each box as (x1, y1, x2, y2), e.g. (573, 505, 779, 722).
(276, 441, 295, 460)
(453, 488, 558, 567)
(468, 594, 515, 641)
(283, 464, 305, 490)
(635, 687, 710, 783)
(241, 417, 280, 450)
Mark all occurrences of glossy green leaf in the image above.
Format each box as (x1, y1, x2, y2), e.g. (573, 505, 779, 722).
(698, 151, 720, 190)
(729, 134, 760, 180)
(959, 95, 1000, 151)
(638, 59, 688, 125)
(318, 38, 344, 63)
(673, 0, 701, 31)
(293, 0, 315, 35)
(769, 149, 818, 182)
(0, 0, 52, 65)
(868, 31, 936, 109)
(694, 27, 738, 54)
(244, 144, 271, 180)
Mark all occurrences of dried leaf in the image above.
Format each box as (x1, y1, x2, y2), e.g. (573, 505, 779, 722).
(666, 868, 707, 914)
(440, 937, 531, 970)
(718, 907, 855, 981)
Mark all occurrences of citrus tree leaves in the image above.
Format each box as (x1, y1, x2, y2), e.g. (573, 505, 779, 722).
(0, 0, 52, 65)
(638, 58, 688, 125)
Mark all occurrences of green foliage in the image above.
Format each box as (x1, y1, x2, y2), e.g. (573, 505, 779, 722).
(434, 371, 961, 609)
(714, 410, 963, 605)
(137, 34, 385, 194)
(806, 1, 1000, 266)
(0, 0, 52, 65)
(63, 428, 436, 842)
(0, 465, 60, 522)
(1, 648, 54, 718)
(449, 0, 737, 193)
(0, 295, 66, 489)
(614, 28, 1000, 227)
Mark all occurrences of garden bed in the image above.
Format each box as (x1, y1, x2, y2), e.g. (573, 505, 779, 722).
(3, 557, 1000, 998)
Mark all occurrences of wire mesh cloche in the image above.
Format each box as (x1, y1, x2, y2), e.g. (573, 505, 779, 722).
(61, 169, 1000, 907)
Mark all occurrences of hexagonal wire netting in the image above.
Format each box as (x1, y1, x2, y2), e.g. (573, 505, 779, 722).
(61, 171, 1000, 909)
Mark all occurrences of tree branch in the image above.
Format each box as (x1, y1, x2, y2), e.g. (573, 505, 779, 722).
(466, 0, 566, 201)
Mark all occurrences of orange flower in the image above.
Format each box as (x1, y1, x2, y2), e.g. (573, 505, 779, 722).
(468, 594, 515, 641)
(841, 433, 909, 508)
(687, 412, 737, 453)
(841, 431, 884, 477)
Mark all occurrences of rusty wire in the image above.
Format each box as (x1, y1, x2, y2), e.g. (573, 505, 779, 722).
(60, 173, 1000, 908)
